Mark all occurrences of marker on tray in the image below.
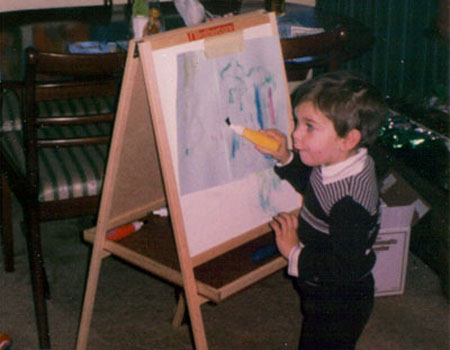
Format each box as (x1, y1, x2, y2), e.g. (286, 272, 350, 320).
(106, 220, 145, 241)
(251, 244, 278, 263)
(152, 207, 169, 217)
(225, 118, 280, 152)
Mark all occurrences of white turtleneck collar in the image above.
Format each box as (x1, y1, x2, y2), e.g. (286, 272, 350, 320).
(320, 148, 368, 185)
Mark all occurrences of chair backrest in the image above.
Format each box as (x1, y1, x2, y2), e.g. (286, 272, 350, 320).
(23, 47, 126, 198)
(280, 25, 348, 81)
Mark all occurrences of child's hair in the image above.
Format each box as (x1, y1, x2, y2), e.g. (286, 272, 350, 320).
(292, 71, 388, 147)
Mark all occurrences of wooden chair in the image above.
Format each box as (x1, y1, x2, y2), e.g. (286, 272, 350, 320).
(0, 47, 126, 349)
(280, 25, 348, 82)
(1, 81, 22, 273)
(0, 168, 14, 273)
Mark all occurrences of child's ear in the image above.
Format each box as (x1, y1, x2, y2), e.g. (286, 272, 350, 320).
(341, 129, 362, 151)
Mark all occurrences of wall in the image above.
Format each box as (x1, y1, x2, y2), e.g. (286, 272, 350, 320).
(317, 0, 449, 100)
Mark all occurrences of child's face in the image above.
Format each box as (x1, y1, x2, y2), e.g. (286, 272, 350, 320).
(292, 101, 353, 167)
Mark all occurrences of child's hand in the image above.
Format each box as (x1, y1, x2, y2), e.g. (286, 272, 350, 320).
(269, 212, 299, 259)
(255, 129, 291, 164)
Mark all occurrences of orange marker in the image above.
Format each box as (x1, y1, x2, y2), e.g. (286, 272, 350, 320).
(226, 118, 280, 152)
(106, 220, 144, 241)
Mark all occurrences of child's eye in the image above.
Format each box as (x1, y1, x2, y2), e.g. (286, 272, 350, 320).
(306, 123, 314, 131)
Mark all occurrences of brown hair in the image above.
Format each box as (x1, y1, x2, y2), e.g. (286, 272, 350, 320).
(292, 71, 388, 147)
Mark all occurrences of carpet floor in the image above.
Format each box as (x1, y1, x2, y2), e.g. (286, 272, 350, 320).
(0, 197, 448, 350)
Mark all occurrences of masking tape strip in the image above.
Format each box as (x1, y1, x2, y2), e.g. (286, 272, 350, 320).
(204, 30, 244, 58)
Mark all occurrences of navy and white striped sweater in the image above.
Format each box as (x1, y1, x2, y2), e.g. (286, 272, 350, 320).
(275, 148, 380, 284)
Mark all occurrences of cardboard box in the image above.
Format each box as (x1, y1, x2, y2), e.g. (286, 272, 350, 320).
(380, 169, 431, 225)
(374, 205, 414, 296)
(373, 169, 431, 296)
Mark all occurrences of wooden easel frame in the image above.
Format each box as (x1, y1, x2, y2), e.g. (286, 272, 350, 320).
(76, 12, 298, 350)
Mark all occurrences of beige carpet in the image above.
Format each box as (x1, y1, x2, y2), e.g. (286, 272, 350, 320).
(0, 197, 449, 350)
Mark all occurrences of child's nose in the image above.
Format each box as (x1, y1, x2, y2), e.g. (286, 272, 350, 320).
(294, 124, 305, 136)
(292, 129, 303, 148)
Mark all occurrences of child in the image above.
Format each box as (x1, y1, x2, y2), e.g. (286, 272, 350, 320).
(256, 71, 388, 350)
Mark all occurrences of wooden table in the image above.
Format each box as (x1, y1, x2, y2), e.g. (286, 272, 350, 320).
(0, 1, 374, 81)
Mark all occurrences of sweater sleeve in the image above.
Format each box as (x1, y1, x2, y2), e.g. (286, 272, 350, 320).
(287, 242, 304, 277)
(274, 152, 312, 194)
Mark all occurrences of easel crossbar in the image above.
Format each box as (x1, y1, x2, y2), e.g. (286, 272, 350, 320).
(84, 215, 286, 304)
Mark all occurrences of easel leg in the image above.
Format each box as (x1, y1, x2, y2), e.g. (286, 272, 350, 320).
(184, 292, 209, 350)
(172, 291, 187, 328)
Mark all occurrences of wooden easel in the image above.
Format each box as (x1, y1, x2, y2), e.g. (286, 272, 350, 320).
(76, 12, 300, 350)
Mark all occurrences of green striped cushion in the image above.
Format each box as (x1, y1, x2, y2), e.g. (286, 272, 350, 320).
(1, 95, 116, 201)
(1, 124, 111, 202)
(1, 88, 22, 132)
(38, 96, 116, 119)
(1, 90, 115, 132)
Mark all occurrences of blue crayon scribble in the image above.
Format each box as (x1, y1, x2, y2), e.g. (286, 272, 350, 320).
(231, 135, 240, 158)
(272, 174, 281, 189)
(256, 172, 284, 214)
(254, 85, 264, 129)
(258, 190, 270, 211)
(220, 60, 244, 79)
(176, 37, 287, 196)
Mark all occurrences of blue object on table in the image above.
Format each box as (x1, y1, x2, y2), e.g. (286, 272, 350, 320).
(251, 244, 278, 263)
(277, 4, 320, 39)
(68, 41, 129, 54)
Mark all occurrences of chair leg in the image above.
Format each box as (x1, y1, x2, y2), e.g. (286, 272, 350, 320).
(25, 205, 51, 349)
(1, 174, 14, 272)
